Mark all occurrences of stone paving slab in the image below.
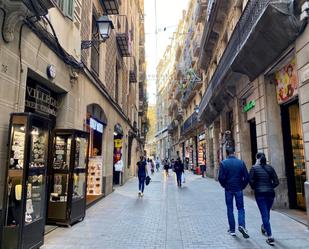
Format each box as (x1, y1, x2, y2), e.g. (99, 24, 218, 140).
(43, 171, 309, 249)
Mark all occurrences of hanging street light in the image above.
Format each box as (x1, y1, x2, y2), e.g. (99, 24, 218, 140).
(81, 15, 114, 50)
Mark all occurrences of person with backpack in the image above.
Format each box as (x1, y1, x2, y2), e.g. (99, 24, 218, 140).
(174, 158, 184, 187)
(218, 147, 250, 239)
(249, 152, 279, 246)
(136, 156, 148, 197)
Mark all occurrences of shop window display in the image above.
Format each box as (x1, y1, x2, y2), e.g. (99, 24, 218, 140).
(47, 130, 89, 226)
(2, 113, 51, 249)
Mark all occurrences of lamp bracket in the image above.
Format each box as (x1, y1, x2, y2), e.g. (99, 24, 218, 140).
(81, 39, 106, 50)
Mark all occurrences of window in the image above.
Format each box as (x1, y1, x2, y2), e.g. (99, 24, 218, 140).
(54, 0, 74, 18)
(91, 13, 100, 75)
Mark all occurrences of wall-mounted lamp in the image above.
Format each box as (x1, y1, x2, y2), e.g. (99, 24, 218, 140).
(81, 15, 114, 50)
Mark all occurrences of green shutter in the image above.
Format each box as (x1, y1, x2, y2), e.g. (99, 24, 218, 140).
(66, 0, 74, 18)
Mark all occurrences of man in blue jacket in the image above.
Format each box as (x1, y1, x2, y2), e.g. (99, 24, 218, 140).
(219, 147, 249, 238)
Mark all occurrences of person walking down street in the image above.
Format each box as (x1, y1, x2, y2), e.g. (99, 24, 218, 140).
(174, 158, 184, 187)
(155, 157, 160, 172)
(249, 152, 279, 246)
(150, 159, 155, 175)
(164, 159, 169, 176)
(219, 147, 250, 238)
(146, 158, 152, 176)
(136, 156, 148, 197)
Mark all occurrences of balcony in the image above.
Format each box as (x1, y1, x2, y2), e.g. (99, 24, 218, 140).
(199, 0, 232, 70)
(193, 34, 202, 57)
(181, 112, 199, 136)
(138, 101, 144, 115)
(181, 86, 196, 108)
(100, 0, 119, 15)
(199, 0, 303, 125)
(168, 120, 179, 135)
(175, 86, 183, 101)
(129, 57, 137, 83)
(194, 0, 208, 24)
(0, 0, 54, 42)
(173, 107, 184, 121)
(116, 15, 131, 57)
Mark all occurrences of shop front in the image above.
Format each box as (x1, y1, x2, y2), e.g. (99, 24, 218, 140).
(274, 59, 306, 210)
(198, 132, 206, 176)
(113, 124, 124, 185)
(1, 73, 90, 249)
(84, 104, 107, 206)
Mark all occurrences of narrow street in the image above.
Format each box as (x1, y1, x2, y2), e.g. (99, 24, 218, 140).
(43, 171, 309, 249)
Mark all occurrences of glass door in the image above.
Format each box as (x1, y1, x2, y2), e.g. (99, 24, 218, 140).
(24, 122, 49, 226)
(289, 104, 306, 209)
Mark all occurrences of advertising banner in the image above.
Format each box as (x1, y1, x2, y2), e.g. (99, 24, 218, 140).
(275, 59, 298, 104)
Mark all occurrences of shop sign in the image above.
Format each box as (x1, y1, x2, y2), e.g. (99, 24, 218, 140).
(114, 139, 122, 148)
(243, 100, 255, 113)
(90, 118, 104, 133)
(25, 86, 58, 116)
(198, 133, 206, 141)
(274, 59, 298, 104)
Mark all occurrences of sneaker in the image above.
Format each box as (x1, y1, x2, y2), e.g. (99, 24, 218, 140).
(228, 230, 236, 236)
(266, 237, 275, 246)
(138, 191, 141, 196)
(238, 226, 250, 239)
(141, 192, 144, 197)
(261, 225, 266, 236)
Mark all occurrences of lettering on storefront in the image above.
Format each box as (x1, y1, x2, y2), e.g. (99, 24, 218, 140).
(25, 86, 58, 116)
(243, 100, 255, 113)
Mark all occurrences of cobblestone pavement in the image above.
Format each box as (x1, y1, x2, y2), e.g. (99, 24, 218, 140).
(43, 171, 309, 249)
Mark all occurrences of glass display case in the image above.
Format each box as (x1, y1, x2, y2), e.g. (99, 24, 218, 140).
(1, 113, 51, 249)
(47, 129, 89, 226)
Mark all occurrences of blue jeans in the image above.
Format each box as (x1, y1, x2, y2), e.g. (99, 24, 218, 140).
(138, 175, 146, 193)
(225, 190, 245, 232)
(255, 195, 274, 237)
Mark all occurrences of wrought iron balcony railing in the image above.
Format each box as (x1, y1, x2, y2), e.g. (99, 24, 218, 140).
(181, 112, 198, 136)
(100, 0, 119, 15)
(129, 56, 137, 83)
(200, 0, 271, 114)
(116, 15, 131, 57)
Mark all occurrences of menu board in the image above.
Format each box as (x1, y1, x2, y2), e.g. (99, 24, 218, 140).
(87, 156, 103, 195)
(10, 126, 26, 169)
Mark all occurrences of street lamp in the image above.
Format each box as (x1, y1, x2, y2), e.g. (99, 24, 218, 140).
(81, 15, 114, 50)
(194, 105, 199, 114)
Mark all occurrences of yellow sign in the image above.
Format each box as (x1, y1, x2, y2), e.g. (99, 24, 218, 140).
(114, 139, 122, 148)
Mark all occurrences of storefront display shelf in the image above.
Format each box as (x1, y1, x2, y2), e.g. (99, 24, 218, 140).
(47, 129, 89, 227)
(1, 113, 51, 249)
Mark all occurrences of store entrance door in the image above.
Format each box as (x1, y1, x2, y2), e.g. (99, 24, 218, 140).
(249, 119, 258, 165)
(281, 100, 306, 210)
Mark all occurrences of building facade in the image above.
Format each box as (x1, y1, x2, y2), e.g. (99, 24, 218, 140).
(197, 0, 309, 217)
(164, 0, 309, 222)
(0, 0, 147, 235)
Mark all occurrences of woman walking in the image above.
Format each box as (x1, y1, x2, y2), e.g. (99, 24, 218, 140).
(136, 156, 148, 197)
(249, 152, 279, 246)
(174, 158, 184, 187)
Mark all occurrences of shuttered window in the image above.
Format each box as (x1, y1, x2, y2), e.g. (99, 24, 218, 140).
(55, 0, 74, 18)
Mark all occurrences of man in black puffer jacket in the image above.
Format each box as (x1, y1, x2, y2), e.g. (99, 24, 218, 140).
(249, 152, 279, 246)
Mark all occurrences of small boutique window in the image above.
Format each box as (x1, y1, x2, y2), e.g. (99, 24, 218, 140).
(54, 0, 74, 18)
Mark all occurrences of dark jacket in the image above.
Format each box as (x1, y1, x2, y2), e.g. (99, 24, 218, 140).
(137, 161, 147, 176)
(174, 160, 184, 173)
(249, 164, 279, 195)
(218, 156, 249, 192)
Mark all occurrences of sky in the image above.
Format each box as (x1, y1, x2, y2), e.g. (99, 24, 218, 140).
(145, 0, 189, 105)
